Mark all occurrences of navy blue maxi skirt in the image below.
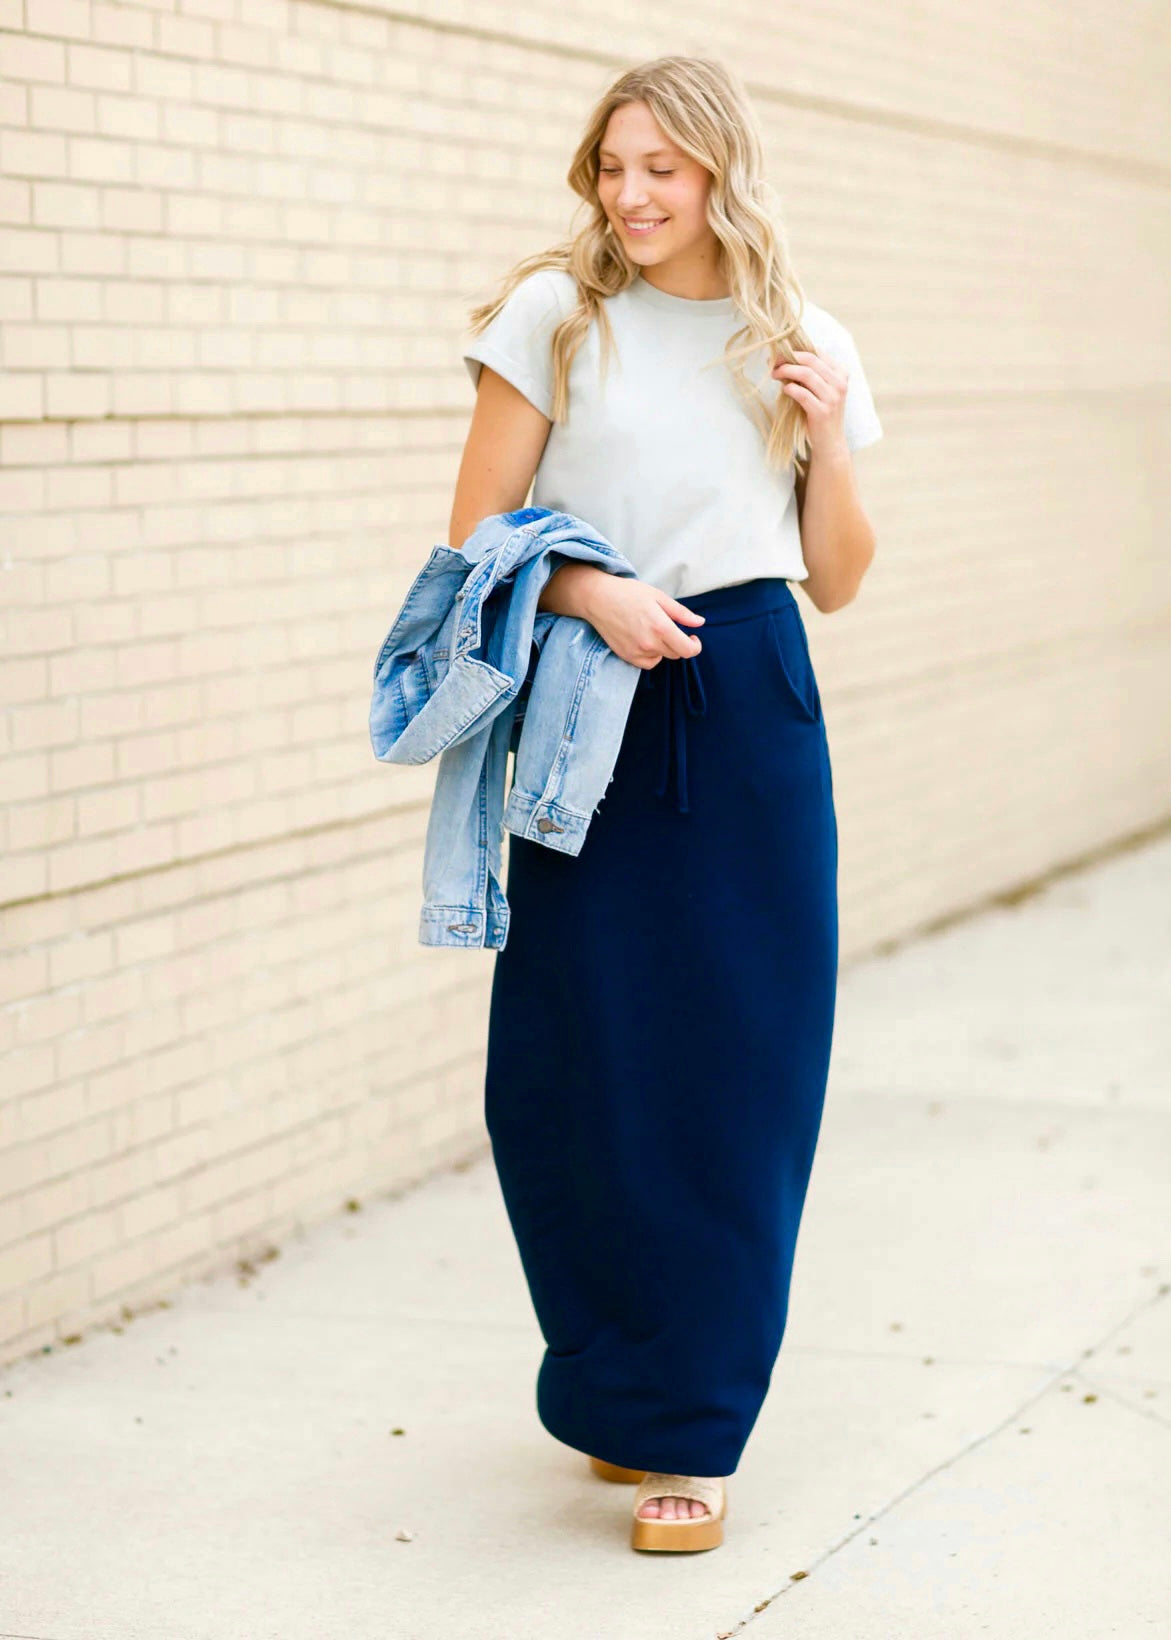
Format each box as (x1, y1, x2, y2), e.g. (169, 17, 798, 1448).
(483, 574, 838, 1478)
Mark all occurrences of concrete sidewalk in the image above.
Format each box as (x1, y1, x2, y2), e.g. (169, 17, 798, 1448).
(2, 832, 1169, 1640)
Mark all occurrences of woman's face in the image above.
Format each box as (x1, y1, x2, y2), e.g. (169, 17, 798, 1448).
(596, 100, 718, 273)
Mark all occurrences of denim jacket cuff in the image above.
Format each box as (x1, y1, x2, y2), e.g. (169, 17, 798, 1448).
(502, 791, 590, 855)
(418, 902, 510, 949)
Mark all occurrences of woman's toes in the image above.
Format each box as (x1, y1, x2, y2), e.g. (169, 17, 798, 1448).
(665, 1495, 709, 1518)
(636, 1480, 713, 1520)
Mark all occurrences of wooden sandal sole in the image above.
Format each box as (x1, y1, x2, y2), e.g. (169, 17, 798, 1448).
(588, 1456, 648, 1483)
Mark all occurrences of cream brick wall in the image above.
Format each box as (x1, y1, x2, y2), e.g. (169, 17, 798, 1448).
(2, 2, 1169, 1364)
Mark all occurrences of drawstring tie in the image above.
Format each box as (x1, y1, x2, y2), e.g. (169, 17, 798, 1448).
(644, 649, 708, 814)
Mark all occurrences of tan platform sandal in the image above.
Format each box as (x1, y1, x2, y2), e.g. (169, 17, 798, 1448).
(630, 1472, 727, 1552)
(588, 1456, 648, 1483)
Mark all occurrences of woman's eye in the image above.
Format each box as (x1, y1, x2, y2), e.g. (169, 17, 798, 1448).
(598, 168, 675, 176)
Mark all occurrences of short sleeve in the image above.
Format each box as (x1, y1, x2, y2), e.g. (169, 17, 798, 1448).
(461, 269, 566, 420)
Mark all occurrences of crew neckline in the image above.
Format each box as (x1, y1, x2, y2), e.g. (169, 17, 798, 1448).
(627, 273, 737, 316)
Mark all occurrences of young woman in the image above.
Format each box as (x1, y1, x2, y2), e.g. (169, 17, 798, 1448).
(451, 54, 883, 1553)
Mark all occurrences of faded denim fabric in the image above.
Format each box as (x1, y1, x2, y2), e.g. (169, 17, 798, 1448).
(369, 507, 642, 950)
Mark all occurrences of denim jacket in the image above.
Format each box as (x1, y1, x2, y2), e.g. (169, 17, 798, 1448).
(369, 507, 642, 950)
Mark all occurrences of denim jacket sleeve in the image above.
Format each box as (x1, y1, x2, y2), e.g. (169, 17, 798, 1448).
(369, 507, 641, 950)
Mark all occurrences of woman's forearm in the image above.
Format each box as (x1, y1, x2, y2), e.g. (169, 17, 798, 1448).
(796, 442, 876, 612)
(536, 562, 613, 621)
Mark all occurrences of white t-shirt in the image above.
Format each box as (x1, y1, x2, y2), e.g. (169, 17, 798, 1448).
(462, 268, 884, 599)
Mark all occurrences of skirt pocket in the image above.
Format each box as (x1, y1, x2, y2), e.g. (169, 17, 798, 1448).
(766, 603, 823, 725)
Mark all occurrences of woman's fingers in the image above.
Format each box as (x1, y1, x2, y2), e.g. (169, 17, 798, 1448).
(772, 349, 848, 442)
(773, 351, 846, 404)
(654, 596, 704, 659)
(604, 582, 705, 666)
(662, 595, 705, 627)
(772, 348, 846, 385)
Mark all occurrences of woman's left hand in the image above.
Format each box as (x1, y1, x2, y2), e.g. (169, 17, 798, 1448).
(771, 349, 850, 460)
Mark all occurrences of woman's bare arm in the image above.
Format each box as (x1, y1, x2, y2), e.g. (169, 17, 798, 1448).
(448, 363, 608, 619)
(448, 366, 550, 549)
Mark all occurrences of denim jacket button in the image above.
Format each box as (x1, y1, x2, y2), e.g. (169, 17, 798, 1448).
(536, 817, 563, 833)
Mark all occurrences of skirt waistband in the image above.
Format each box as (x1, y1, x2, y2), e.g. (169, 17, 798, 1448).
(674, 575, 796, 626)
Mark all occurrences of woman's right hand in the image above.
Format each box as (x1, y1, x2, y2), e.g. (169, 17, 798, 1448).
(545, 564, 705, 670)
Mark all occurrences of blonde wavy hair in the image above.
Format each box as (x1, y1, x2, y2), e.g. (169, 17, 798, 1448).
(466, 54, 817, 474)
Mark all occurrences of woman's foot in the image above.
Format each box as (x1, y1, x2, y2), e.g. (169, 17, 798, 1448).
(630, 1472, 727, 1552)
(635, 1474, 714, 1520)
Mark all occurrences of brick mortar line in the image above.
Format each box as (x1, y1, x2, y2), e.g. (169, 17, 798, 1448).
(0, 385, 1167, 442)
(5, 10, 1171, 183)
(0, 1129, 488, 1361)
(2, 1022, 487, 1193)
(0, 796, 430, 920)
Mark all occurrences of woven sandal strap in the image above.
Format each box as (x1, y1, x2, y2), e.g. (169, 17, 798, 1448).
(633, 1472, 724, 1514)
